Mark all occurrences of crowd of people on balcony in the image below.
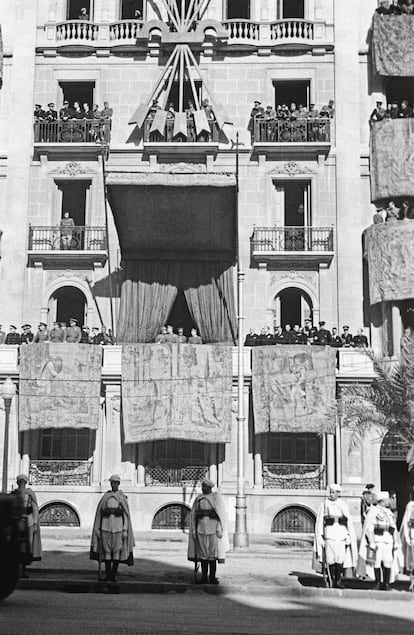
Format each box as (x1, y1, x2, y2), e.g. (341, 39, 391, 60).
(154, 325, 203, 344)
(145, 98, 217, 143)
(244, 321, 369, 348)
(33, 100, 112, 143)
(248, 99, 334, 143)
(34, 101, 113, 123)
(0, 322, 114, 345)
(376, 0, 414, 15)
(369, 99, 414, 124)
(373, 198, 414, 223)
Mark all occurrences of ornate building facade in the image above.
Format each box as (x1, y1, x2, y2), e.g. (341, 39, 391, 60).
(0, 0, 409, 536)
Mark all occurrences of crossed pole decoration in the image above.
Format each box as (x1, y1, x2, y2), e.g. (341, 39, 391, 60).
(129, 0, 230, 139)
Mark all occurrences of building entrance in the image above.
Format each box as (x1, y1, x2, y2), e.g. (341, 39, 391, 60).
(381, 431, 413, 526)
(275, 287, 313, 329)
(49, 286, 87, 327)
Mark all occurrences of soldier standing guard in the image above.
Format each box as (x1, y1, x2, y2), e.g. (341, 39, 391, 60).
(188, 477, 229, 585)
(90, 475, 135, 582)
(313, 484, 357, 588)
(12, 474, 42, 578)
(400, 495, 414, 591)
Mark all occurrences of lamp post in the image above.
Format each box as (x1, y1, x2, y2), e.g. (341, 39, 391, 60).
(233, 131, 249, 548)
(1, 377, 17, 493)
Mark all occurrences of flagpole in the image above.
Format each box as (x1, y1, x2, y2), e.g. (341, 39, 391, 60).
(233, 131, 249, 548)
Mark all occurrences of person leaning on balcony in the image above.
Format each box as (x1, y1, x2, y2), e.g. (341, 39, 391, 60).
(401, 0, 414, 14)
(389, 101, 400, 119)
(49, 321, 64, 342)
(90, 475, 135, 582)
(188, 328, 202, 344)
(20, 324, 34, 345)
(386, 200, 400, 222)
(340, 325, 353, 347)
(369, 101, 386, 125)
(94, 325, 113, 346)
(283, 324, 297, 344)
(188, 477, 229, 585)
(312, 484, 358, 589)
(13, 474, 42, 579)
(352, 328, 369, 348)
(65, 318, 82, 343)
(34, 322, 49, 343)
(44, 103, 57, 122)
(320, 100, 335, 119)
(34, 104, 46, 121)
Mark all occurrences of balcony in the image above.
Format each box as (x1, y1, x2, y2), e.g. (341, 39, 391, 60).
(145, 465, 208, 487)
(29, 460, 93, 486)
(38, 20, 144, 55)
(33, 120, 110, 159)
(142, 117, 220, 158)
(251, 118, 331, 157)
(263, 463, 326, 489)
(223, 18, 330, 50)
(27, 225, 108, 268)
(251, 226, 334, 267)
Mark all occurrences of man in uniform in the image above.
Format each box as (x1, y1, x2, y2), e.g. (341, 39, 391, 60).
(49, 321, 64, 342)
(314, 321, 332, 345)
(283, 324, 297, 344)
(244, 328, 258, 346)
(369, 101, 386, 124)
(94, 325, 113, 345)
(303, 318, 317, 343)
(177, 327, 187, 343)
(60, 211, 75, 250)
(65, 318, 81, 343)
(341, 325, 353, 347)
(20, 324, 34, 345)
(352, 328, 369, 348)
(59, 100, 72, 121)
(90, 475, 135, 582)
(80, 325, 92, 344)
(188, 477, 229, 585)
(5, 325, 20, 345)
(188, 328, 202, 344)
(313, 483, 357, 588)
(164, 324, 178, 344)
(34, 322, 49, 343)
(13, 474, 42, 578)
(248, 100, 265, 142)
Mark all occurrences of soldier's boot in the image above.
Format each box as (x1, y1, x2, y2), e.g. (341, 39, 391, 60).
(335, 564, 345, 589)
(200, 561, 208, 584)
(104, 561, 112, 582)
(209, 560, 219, 585)
(328, 565, 336, 588)
(111, 561, 119, 582)
(382, 566, 391, 591)
(373, 568, 382, 590)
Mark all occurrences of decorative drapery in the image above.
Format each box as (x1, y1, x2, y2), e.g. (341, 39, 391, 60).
(364, 222, 414, 305)
(117, 260, 236, 344)
(121, 343, 233, 443)
(370, 119, 414, 202)
(252, 345, 337, 434)
(372, 14, 414, 77)
(19, 344, 102, 431)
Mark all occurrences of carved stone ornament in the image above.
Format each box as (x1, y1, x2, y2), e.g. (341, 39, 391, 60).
(52, 162, 89, 176)
(46, 269, 89, 284)
(268, 161, 313, 176)
(158, 162, 207, 173)
(271, 271, 316, 285)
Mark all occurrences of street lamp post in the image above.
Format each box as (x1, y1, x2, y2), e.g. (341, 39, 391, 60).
(233, 131, 249, 548)
(1, 377, 17, 493)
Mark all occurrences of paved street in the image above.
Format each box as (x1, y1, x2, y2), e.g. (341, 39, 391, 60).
(1, 589, 414, 635)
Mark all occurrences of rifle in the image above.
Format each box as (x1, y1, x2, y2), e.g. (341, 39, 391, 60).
(322, 497, 332, 588)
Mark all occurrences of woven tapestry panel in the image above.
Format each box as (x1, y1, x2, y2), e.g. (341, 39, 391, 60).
(19, 344, 102, 430)
(370, 119, 414, 202)
(252, 345, 337, 434)
(372, 15, 414, 77)
(121, 344, 232, 443)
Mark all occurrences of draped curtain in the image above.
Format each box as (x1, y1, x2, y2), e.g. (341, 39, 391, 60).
(117, 260, 236, 344)
(118, 261, 178, 343)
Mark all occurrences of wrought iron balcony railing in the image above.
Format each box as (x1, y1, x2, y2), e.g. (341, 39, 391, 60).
(29, 460, 93, 486)
(28, 226, 107, 252)
(145, 465, 208, 487)
(143, 117, 219, 143)
(263, 463, 325, 489)
(33, 119, 110, 144)
(252, 117, 331, 143)
(251, 226, 334, 253)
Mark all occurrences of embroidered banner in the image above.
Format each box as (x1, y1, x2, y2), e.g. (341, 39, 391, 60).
(370, 119, 414, 202)
(121, 343, 232, 443)
(19, 343, 102, 430)
(372, 15, 414, 77)
(252, 345, 337, 433)
(364, 222, 414, 305)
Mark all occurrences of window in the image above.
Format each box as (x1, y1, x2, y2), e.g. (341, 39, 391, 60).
(386, 78, 414, 107)
(67, 0, 92, 20)
(40, 428, 92, 460)
(48, 286, 88, 327)
(168, 80, 202, 112)
(274, 180, 312, 227)
(151, 440, 206, 466)
(120, 0, 144, 19)
(57, 180, 91, 227)
(267, 433, 321, 464)
(226, 0, 250, 20)
(279, 0, 305, 19)
(273, 80, 310, 109)
(59, 82, 95, 111)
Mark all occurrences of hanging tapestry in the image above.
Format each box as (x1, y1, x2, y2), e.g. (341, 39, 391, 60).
(370, 118, 414, 201)
(121, 343, 232, 443)
(364, 222, 414, 305)
(19, 343, 102, 430)
(372, 15, 414, 77)
(252, 345, 337, 433)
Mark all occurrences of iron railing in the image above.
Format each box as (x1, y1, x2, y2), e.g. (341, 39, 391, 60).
(145, 465, 208, 487)
(143, 117, 219, 143)
(263, 463, 326, 489)
(252, 117, 331, 143)
(29, 460, 93, 486)
(28, 225, 107, 252)
(33, 119, 110, 143)
(251, 226, 334, 253)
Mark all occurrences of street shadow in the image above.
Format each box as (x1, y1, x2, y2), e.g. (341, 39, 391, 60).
(289, 569, 411, 592)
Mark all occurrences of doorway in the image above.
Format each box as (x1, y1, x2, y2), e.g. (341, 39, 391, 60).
(67, 0, 92, 20)
(58, 180, 90, 227)
(381, 431, 413, 527)
(120, 0, 144, 19)
(49, 286, 87, 327)
(273, 80, 310, 109)
(59, 82, 95, 110)
(274, 287, 313, 328)
(166, 290, 197, 339)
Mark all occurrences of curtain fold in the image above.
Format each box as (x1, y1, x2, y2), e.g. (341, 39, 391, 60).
(118, 261, 178, 343)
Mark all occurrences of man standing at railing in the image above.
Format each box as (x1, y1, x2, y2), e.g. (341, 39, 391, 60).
(65, 318, 81, 343)
(247, 100, 264, 143)
(60, 211, 75, 250)
(78, 7, 89, 20)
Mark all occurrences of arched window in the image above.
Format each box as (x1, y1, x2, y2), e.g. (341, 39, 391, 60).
(48, 286, 87, 328)
(273, 287, 313, 330)
(152, 503, 191, 530)
(271, 506, 315, 533)
(39, 502, 80, 527)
